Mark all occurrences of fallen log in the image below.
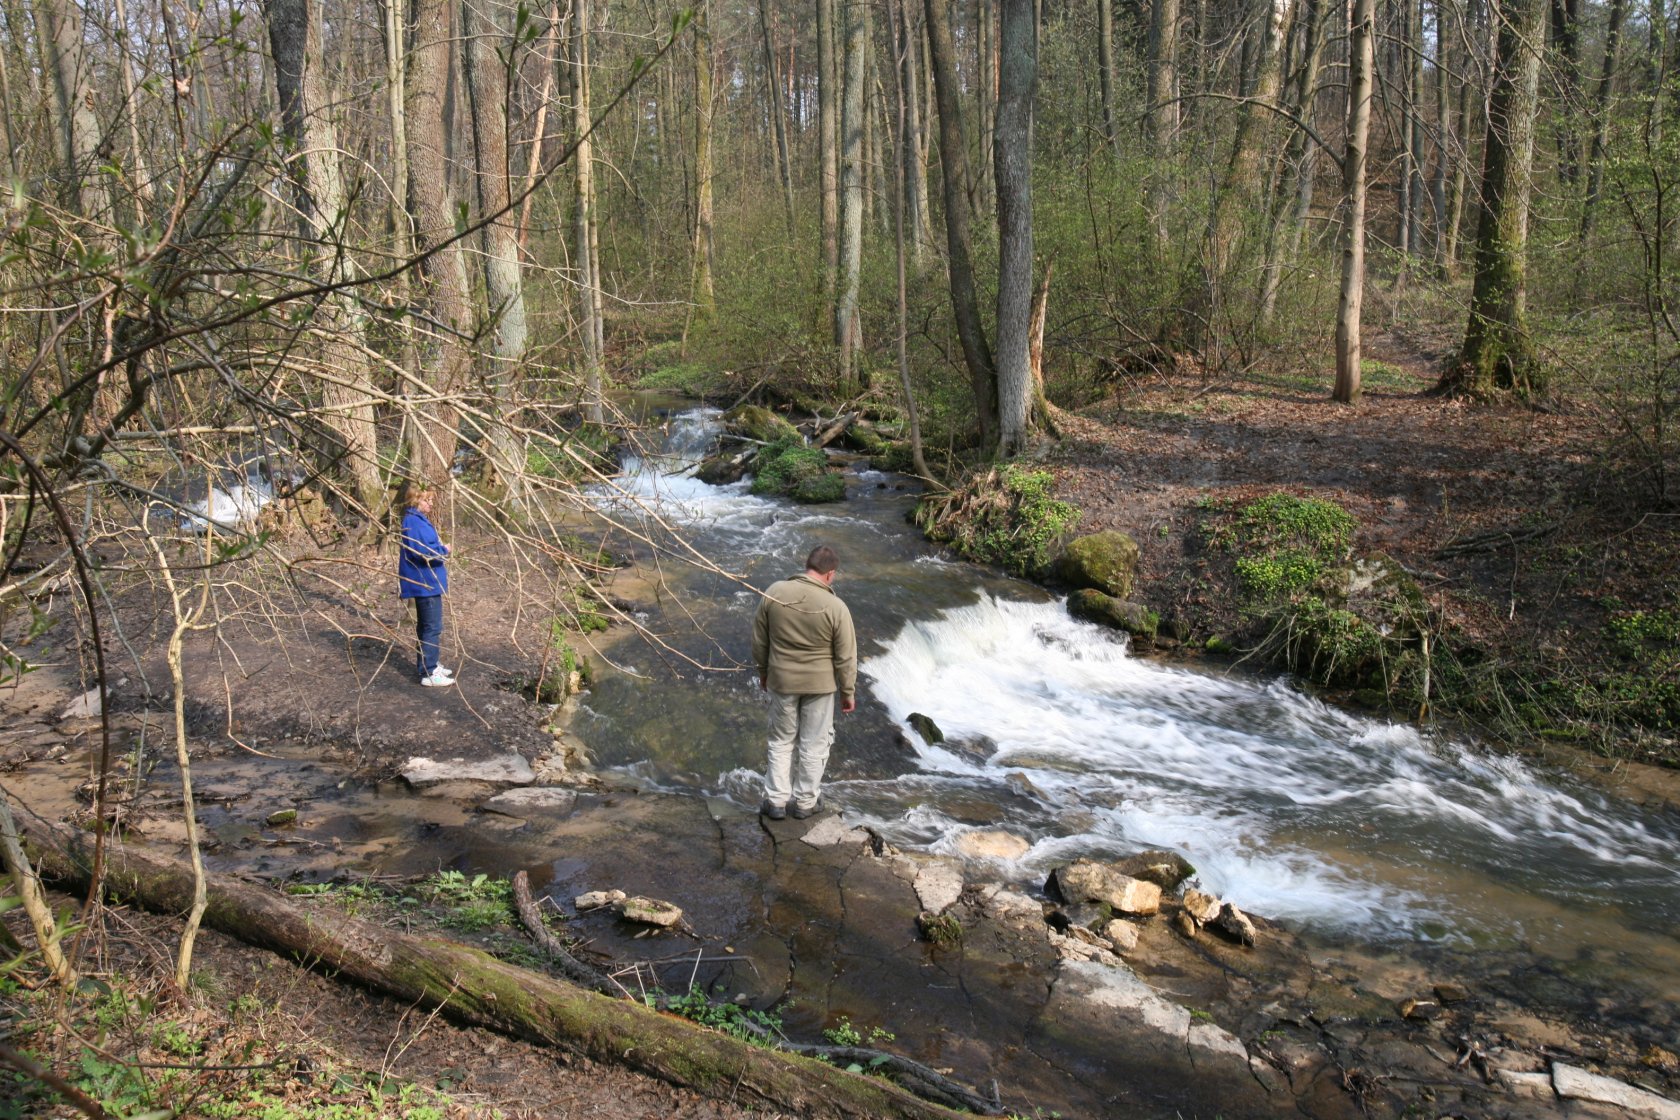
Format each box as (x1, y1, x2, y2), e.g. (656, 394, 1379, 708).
(811, 411, 858, 450)
(25, 823, 970, 1120)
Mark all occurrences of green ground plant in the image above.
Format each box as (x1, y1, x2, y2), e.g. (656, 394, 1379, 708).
(421, 871, 514, 932)
(661, 987, 784, 1045)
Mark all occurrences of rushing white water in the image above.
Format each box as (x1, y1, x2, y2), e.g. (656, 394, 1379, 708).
(857, 595, 1680, 939)
(587, 405, 1680, 947)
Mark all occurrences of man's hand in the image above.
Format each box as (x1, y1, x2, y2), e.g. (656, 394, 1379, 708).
(841, 695, 856, 713)
(759, 675, 767, 691)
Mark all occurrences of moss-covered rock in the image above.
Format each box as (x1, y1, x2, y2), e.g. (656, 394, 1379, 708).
(750, 440, 846, 503)
(724, 404, 799, 444)
(1055, 531, 1141, 599)
(1067, 589, 1158, 640)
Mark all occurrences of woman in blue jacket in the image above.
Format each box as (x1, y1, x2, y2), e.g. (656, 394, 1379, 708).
(396, 480, 453, 687)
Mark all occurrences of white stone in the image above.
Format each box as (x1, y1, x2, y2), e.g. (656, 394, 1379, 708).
(952, 829, 1031, 861)
(912, 860, 965, 914)
(1058, 959, 1191, 1039)
(59, 687, 102, 721)
(1103, 918, 1140, 953)
(574, 889, 626, 911)
(799, 815, 871, 848)
(1188, 1022, 1248, 1061)
(1182, 888, 1223, 923)
(1498, 1070, 1557, 1101)
(978, 886, 1042, 922)
(1553, 1064, 1680, 1119)
(401, 754, 535, 788)
(621, 896, 683, 928)
(483, 787, 578, 818)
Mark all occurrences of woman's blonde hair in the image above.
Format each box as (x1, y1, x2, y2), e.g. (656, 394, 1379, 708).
(395, 479, 430, 509)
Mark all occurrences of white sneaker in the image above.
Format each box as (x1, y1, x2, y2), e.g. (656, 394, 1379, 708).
(434, 666, 455, 679)
(420, 669, 455, 687)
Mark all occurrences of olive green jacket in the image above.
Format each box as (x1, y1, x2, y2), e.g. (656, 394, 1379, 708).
(752, 574, 857, 701)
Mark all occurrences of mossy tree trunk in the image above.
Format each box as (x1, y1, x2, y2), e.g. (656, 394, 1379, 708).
(1440, 0, 1548, 397)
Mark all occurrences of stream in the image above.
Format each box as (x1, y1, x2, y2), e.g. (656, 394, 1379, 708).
(581, 403, 1680, 1033)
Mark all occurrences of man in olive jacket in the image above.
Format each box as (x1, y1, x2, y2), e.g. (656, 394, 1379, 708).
(751, 544, 857, 820)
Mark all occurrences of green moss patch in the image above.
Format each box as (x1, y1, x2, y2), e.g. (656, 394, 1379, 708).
(750, 439, 846, 503)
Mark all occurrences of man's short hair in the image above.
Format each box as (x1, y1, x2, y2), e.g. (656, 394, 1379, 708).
(805, 544, 839, 574)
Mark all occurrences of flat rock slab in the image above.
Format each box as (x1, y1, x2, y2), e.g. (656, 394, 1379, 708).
(520, 792, 1335, 1120)
(1553, 1064, 1680, 1119)
(482, 787, 578, 819)
(402, 754, 535, 789)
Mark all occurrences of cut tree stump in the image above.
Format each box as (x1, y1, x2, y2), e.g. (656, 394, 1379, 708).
(24, 822, 973, 1120)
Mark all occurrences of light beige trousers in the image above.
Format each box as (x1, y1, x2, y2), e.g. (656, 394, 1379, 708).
(764, 690, 835, 811)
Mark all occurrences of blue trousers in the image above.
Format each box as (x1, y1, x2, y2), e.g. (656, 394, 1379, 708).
(413, 595, 442, 677)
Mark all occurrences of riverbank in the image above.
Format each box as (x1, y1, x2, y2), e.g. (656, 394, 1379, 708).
(1033, 335, 1680, 773)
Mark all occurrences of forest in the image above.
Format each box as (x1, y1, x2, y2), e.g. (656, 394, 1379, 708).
(3, 0, 1680, 1116)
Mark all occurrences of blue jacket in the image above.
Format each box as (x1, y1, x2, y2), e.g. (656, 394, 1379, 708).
(398, 508, 449, 598)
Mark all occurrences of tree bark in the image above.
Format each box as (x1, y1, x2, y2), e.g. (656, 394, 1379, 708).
(404, 0, 475, 482)
(760, 0, 798, 236)
(1260, 0, 1326, 323)
(572, 0, 605, 423)
(22, 824, 972, 1120)
(994, 0, 1037, 457)
(1335, 0, 1374, 404)
(819, 0, 840, 312)
(34, 0, 103, 215)
(1580, 0, 1628, 239)
(266, 0, 384, 510)
(1442, 0, 1547, 396)
(925, 0, 998, 446)
(894, 0, 933, 269)
(1146, 0, 1180, 148)
(836, 0, 867, 382)
(1551, 0, 1582, 185)
(888, 0, 931, 479)
(1098, 0, 1120, 154)
(464, 0, 531, 497)
(691, 0, 716, 314)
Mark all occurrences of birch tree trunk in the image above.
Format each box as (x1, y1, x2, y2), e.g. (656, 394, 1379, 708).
(925, 0, 998, 445)
(572, 0, 605, 423)
(1443, 0, 1548, 395)
(994, 0, 1037, 456)
(692, 0, 716, 313)
(1335, 0, 1375, 404)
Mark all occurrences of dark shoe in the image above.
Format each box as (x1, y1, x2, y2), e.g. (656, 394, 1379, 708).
(760, 799, 787, 821)
(789, 798, 824, 820)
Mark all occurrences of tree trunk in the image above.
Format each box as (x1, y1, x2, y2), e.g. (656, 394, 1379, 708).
(1580, 0, 1628, 240)
(1398, 0, 1416, 259)
(1551, 0, 1582, 185)
(894, 0, 933, 268)
(760, 0, 797, 236)
(463, 0, 530, 496)
(836, 0, 867, 382)
(691, 0, 716, 315)
(925, 0, 998, 445)
(1432, 0, 1453, 271)
(1407, 0, 1427, 257)
(1098, 0, 1120, 154)
(994, 0, 1037, 457)
(1648, 0, 1666, 148)
(572, 0, 605, 423)
(404, 0, 475, 482)
(1260, 0, 1326, 323)
(23, 823, 973, 1120)
(1147, 0, 1181, 148)
(819, 0, 840, 312)
(1335, 0, 1375, 404)
(34, 0, 103, 215)
(888, 0, 932, 479)
(266, 0, 383, 510)
(1441, 0, 1547, 396)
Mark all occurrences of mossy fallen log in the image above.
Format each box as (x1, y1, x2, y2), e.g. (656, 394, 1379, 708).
(25, 823, 970, 1120)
